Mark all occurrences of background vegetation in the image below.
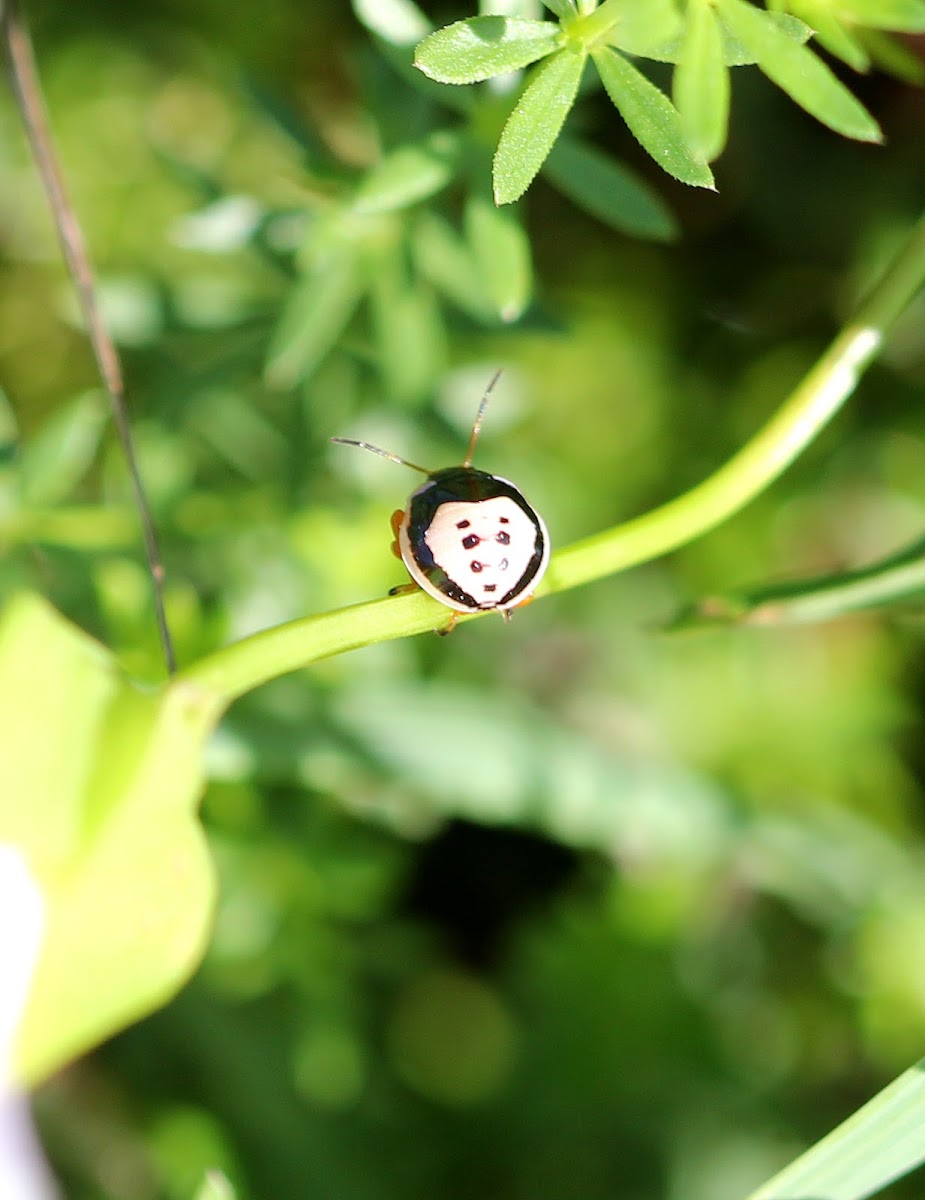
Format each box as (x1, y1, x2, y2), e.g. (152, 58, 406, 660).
(4, 0, 925, 1196)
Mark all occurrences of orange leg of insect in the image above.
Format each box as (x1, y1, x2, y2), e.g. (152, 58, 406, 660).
(501, 593, 536, 622)
(389, 509, 404, 561)
(436, 613, 460, 637)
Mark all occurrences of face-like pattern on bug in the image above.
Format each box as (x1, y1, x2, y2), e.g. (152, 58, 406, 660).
(423, 496, 541, 608)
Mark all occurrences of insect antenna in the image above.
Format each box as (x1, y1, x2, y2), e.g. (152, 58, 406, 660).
(463, 369, 503, 468)
(330, 437, 431, 475)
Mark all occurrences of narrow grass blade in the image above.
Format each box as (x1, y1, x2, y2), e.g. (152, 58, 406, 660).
(748, 1056, 925, 1199)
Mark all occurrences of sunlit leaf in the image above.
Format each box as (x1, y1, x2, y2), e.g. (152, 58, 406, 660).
(673, 0, 730, 162)
(543, 136, 678, 240)
(787, 0, 871, 71)
(834, 0, 925, 31)
(493, 47, 587, 204)
(612, 9, 810, 65)
(541, 0, 577, 18)
(591, 47, 715, 188)
(352, 0, 431, 45)
(860, 25, 925, 81)
(464, 187, 532, 319)
(414, 16, 563, 83)
(715, 0, 882, 141)
(0, 595, 219, 1084)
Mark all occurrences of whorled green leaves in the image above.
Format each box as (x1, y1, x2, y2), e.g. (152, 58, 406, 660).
(715, 0, 882, 141)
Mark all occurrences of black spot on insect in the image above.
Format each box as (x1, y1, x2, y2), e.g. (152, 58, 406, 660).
(471, 561, 483, 573)
(462, 533, 480, 550)
(499, 517, 509, 523)
(483, 584, 497, 593)
(496, 531, 510, 545)
(457, 519, 471, 529)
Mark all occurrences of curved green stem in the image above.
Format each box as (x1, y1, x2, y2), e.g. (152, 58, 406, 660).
(179, 209, 925, 706)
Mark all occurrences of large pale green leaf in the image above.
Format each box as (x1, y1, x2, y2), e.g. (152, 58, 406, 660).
(543, 136, 678, 241)
(464, 187, 532, 319)
(715, 0, 882, 141)
(673, 0, 730, 162)
(0, 594, 221, 1084)
(747, 1055, 925, 1198)
(414, 16, 563, 83)
(493, 47, 587, 204)
(591, 47, 715, 188)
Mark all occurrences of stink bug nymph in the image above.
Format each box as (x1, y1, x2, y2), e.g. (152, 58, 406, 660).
(332, 372, 549, 634)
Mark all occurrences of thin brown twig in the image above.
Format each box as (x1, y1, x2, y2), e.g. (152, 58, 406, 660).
(2, 0, 176, 674)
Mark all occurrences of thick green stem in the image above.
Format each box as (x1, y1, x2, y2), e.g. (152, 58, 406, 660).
(179, 209, 925, 706)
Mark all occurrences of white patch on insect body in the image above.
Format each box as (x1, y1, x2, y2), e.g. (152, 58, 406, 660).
(424, 496, 540, 607)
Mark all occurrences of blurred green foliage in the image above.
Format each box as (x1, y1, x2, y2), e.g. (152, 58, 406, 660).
(4, 0, 925, 1196)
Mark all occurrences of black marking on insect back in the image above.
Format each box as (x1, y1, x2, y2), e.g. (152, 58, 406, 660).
(406, 467, 546, 610)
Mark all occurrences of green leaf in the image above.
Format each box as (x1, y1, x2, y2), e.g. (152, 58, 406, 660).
(17, 390, 108, 508)
(0, 594, 220, 1084)
(264, 252, 364, 389)
(714, 0, 883, 142)
(493, 47, 587, 204)
(352, 0, 431, 45)
(410, 211, 492, 321)
(834, 0, 925, 32)
(591, 47, 715, 188)
(369, 244, 446, 404)
(747, 1055, 925, 1199)
(464, 187, 533, 319)
(860, 26, 925, 82)
(612, 10, 810, 65)
(414, 16, 563, 84)
(541, 0, 577, 19)
(676, 536, 925, 630)
(787, 0, 871, 72)
(543, 136, 678, 241)
(673, 0, 730, 162)
(352, 131, 462, 216)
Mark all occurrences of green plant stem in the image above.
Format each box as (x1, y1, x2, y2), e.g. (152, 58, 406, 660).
(571, 0, 624, 46)
(179, 209, 925, 706)
(549, 212, 925, 591)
